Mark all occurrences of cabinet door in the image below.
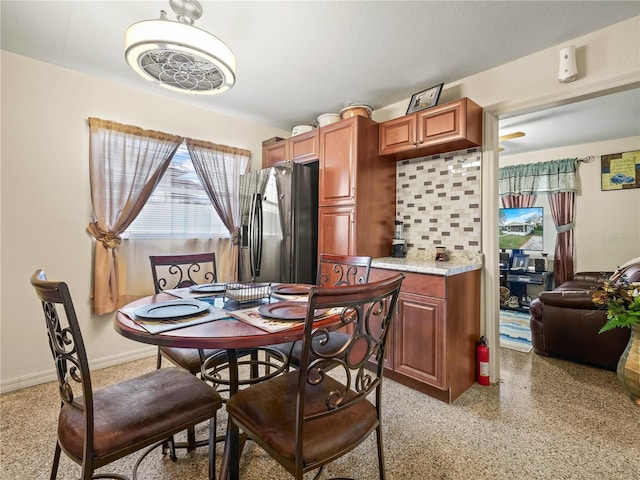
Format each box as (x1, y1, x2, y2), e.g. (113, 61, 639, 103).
(290, 130, 319, 163)
(417, 99, 465, 146)
(379, 114, 417, 155)
(319, 119, 357, 207)
(317, 206, 355, 256)
(394, 292, 445, 388)
(262, 141, 289, 167)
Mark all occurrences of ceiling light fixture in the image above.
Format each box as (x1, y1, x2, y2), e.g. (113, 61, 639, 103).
(125, 0, 236, 95)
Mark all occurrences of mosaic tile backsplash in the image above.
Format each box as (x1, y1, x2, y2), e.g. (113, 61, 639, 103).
(396, 148, 482, 254)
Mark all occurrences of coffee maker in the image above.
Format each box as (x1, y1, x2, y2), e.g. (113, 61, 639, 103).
(391, 221, 406, 258)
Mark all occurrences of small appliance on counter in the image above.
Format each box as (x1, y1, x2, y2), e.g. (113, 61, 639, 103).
(391, 221, 406, 258)
(435, 246, 448, 262)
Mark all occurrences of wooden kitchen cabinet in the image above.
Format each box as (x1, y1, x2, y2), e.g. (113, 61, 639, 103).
(262, 129, 319, 167)
(263, 140, 288, 167)
(368, 266, 481, 403)
(317, 116, 395, 258)
(317, 206, 356, 257)
(379, 97, 483, 161)
(290, 129, 319, 163)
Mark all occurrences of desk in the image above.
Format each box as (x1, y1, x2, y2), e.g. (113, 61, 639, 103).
(501, 270, 553, 311)
(115, 291, 337, 480)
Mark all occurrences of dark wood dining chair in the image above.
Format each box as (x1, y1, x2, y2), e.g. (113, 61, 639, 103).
(150, 253, 286, 449)
(150, 253, 219, 375)
(221, 273, 404, 480)
(30, 270, 223, 480)
(271, 253, 373, 370)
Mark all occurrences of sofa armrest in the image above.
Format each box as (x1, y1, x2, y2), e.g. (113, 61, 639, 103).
(537, 290, 600, 309)
(572, 271, 612, 283)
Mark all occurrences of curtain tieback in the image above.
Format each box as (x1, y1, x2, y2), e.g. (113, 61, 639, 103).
(556, 222, 575, 233)
(231, 228, 240, 246)
(86, 223, 122, 249)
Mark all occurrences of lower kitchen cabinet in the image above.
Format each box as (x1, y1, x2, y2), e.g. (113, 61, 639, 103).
(369, 266, 480, 403)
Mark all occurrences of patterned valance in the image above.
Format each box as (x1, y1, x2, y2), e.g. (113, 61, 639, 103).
(499, 158, 579, 196)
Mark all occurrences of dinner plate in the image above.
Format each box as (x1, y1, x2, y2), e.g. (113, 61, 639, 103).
(258, 302, 328, 321)
(271, 284, 311, 295)
(189, 282, 227, 293)
(134, 299, 210, 320)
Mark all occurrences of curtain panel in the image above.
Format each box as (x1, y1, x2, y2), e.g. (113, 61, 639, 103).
(185, 138, 251, 282)
(498, 158, 579, 196)
(87, 117, 183, 314)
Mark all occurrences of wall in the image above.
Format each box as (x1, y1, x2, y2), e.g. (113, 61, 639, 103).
(0, 51, 288, 392)
(374, 16, 640, 123)
(500, 136, 640, 273)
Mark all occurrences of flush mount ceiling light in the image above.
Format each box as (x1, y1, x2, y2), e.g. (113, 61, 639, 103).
(125, 0, 236, 94)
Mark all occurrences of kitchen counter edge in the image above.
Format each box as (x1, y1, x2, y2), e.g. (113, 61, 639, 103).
(372, 257, 483, 276)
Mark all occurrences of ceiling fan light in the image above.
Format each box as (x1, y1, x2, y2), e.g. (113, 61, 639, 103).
(125, 16, 236, 94)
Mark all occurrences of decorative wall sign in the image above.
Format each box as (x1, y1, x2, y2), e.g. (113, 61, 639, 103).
(601, 150, 640, 191)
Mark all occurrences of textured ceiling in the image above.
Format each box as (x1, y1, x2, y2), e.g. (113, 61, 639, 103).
(2, 1, 639, 153)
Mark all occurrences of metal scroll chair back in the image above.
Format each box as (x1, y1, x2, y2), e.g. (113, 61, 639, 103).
(269, 254, 373, 370)
(30, 270, 222, 480)
(222, 273, 405, 479)
(149, 252, 217, 293)
(316, 252, 372, 286)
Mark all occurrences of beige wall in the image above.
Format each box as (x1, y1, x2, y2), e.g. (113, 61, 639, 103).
(0, 51, 288, 391)
(374, 16, 640, 122)
(2, 16, 639, 391)
(500, 136, 640, 273)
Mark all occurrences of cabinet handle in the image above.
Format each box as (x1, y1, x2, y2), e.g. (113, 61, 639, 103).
(351, 187, 355, 199)
(417, 139, 424, 145)
(410, 140, 417, 146)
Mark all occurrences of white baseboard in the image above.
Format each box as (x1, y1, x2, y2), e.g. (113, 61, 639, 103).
(0, 347, 156, 394)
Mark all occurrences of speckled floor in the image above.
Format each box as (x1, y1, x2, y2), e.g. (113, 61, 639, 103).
(1, 348, 639, 480)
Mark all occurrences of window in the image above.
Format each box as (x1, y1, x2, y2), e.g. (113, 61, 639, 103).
(123, 142, 227, 238)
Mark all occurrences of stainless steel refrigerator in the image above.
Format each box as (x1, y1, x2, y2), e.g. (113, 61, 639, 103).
(239, 161, 319, 284)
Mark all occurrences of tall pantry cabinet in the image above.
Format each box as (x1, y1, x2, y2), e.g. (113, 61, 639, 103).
(317, 116, 396, 258)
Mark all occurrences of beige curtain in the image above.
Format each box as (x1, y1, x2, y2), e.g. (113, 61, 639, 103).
(87, 118, 183, 314)
(185, 138, 251, 282)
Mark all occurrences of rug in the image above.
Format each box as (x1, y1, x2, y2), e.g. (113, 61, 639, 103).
(500, 308, 533, 353)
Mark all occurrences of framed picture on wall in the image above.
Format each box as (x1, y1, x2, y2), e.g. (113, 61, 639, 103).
(512, 253, 529, 270)
(601, 150, 640, 191)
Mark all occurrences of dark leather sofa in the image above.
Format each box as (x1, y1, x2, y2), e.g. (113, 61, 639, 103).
(529, 259, 640, 371)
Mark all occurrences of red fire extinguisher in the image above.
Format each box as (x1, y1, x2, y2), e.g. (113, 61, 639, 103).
(477, 336, 490, 386)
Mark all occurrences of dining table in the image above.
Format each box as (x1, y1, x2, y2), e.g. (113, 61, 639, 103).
(114, 284, 339, 480)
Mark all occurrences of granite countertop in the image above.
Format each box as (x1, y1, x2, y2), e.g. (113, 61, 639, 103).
(372, 251, 483, 276)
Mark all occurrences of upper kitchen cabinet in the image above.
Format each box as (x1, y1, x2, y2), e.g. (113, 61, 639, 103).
(379, 98, 483, 161)
(262, 129, 319, 167)
(290, 129, 320, 163)
(318, 116, 395, 258)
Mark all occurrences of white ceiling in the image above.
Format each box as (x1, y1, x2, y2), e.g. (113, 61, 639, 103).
(2, 1, 639, 153)
(498, 87, 640, 156)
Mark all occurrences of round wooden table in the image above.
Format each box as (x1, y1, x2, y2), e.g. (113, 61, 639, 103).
(114, 291, 337, 480)
(113, 292, 320, 350)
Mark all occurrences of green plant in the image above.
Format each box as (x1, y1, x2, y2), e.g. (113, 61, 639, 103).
(592, 275, 640, 333)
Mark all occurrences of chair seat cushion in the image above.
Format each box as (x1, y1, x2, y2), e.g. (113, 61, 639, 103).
(226, 371, 377, 467)
(58, 367, 222, 459)
(160, 347, 220, 374)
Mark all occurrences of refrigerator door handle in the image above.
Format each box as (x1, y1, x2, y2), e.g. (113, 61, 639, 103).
(249, 193, 263, 278)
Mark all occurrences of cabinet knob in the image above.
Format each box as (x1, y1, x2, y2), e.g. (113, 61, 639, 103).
(417, 139, 424, 145)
